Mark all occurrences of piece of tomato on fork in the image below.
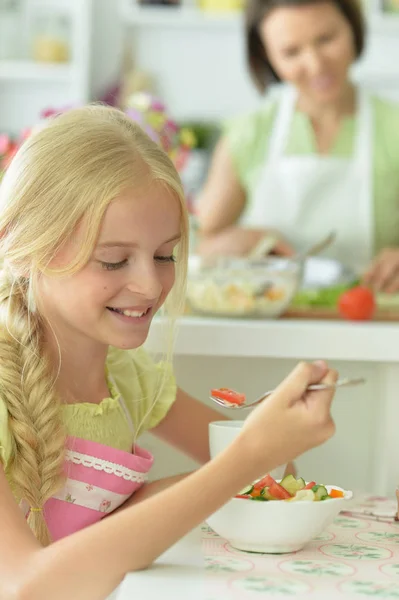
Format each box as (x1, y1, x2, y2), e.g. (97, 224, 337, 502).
(210, 387, 246, 406)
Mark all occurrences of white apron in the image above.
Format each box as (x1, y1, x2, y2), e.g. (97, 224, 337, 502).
(242, 86, 374, 274)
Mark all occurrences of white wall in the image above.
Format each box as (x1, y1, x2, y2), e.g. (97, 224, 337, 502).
(130, 22, 258, 120)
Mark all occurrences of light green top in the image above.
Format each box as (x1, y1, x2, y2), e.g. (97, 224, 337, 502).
(0, 347, 176, 486)
(224, 95, 399, 254)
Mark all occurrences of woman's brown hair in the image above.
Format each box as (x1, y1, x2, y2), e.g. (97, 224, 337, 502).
(245, 0, 365, 92)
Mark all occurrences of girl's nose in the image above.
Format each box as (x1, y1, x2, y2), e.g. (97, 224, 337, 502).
(125, 261, 162, 301)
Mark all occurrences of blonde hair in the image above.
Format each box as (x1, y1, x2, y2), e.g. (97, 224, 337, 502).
(0, 105, 189, 545)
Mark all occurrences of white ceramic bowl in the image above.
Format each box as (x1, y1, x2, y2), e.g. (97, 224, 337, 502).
(209, 420, 286, 481)
(206, 484, 352, 554)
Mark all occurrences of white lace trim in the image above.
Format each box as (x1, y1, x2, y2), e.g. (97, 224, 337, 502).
(65, 450, 148, 483)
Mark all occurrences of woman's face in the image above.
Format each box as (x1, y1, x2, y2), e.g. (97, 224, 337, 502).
(259, 2, 356, 105)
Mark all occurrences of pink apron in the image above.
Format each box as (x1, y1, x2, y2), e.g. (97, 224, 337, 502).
(22, 382, 154, 541)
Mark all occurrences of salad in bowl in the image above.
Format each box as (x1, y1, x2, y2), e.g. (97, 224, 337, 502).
(206, 474, 352, 554)
(236, 474, 346, 502)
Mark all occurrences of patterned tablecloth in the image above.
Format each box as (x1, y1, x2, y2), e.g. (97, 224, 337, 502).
(202, 496, 399, 599)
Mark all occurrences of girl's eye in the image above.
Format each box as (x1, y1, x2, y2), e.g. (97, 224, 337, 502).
(155, 255, 176, 264)
(100, 259, 128, 271)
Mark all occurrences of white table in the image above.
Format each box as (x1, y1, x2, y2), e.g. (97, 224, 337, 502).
(112, 528, 204, 600)
(144, 317, 399, 495)
(113, 496, 399, 599)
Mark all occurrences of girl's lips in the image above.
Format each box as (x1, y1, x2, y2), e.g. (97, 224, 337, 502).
(106, 306, 153, 323)
(107, 306, 152, 317)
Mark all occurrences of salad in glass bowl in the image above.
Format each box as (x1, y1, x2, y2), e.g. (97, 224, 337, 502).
(186, 256, 300, 318)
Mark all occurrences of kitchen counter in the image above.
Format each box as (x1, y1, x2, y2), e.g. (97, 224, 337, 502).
(147, 316, 399, 362)
(144, 317, 399, 496)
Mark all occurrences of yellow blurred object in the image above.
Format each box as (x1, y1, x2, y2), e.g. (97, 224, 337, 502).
(33, 37, 69, 62)
(32, 13, 70, 63)
(180, 128, 196, 148)
(198, 0, 243, 11)
(118, 42, 154, 109)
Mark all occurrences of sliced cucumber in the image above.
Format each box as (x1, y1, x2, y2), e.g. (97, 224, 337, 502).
(290, 489, 315, 502)
(280, 474, 298, 496)
(296, 477, 306, 490)
(312, 485, 329, 501)
(239, 484, 253, 495)
(281, 475, 306, 496)
(261, 487, 274, 501)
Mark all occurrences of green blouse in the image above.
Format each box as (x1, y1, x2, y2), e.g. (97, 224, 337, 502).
(224, 95, 399, 254)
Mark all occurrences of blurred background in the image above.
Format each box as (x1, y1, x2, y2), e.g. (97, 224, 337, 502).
(2, 0, 399, 493)
(1, 0, 399, 200)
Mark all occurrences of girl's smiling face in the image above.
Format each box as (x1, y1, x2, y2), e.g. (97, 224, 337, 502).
(38, 179, 182, 352)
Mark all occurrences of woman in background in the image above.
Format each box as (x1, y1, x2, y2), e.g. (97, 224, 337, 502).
(197, 0, 399, 292)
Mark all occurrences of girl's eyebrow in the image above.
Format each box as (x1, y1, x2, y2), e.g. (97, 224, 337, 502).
(98, 234, 181, 249)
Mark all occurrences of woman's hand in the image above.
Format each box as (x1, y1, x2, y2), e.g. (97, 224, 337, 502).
(363, 248, 399, 293)
(197, 226, 294, 258)
(236, 361, 337, 480)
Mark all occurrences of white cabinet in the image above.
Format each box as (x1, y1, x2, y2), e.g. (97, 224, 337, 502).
(0, 0, 123, 135)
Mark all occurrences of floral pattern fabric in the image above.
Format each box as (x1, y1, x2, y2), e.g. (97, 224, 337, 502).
(202, 496, 399, 598)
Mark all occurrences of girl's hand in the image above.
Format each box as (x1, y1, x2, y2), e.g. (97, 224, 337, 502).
(363, 248, 399, 293)
(236, 361, 337, 480)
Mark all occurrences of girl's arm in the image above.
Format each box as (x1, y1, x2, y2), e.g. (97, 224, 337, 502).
(152, 387, 228, 463)
(114, 472, 190, 511)
(0, 445, 251, 600)
(152, 387, 296, 474)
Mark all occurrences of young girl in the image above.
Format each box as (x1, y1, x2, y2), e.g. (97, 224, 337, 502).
(0, 105, 337, 600)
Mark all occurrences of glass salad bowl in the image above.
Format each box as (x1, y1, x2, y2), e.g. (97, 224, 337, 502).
(186, 255, 301, 318)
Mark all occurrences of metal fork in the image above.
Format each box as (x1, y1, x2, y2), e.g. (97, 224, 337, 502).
(209, 377, 366, 409)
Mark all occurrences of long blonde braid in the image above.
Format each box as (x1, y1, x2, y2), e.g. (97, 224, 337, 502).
(0, 267, 65, 545)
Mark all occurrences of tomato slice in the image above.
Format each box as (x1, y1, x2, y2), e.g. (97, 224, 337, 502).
(235, 494, 251, 499)
(253, 475, 275, 492)
(304, 481, 316, 490)
(210, 387, 246, 406)
(269, 481, 292, 500)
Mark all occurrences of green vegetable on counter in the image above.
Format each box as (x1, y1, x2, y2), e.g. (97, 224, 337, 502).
(291, 281, 359, 309)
